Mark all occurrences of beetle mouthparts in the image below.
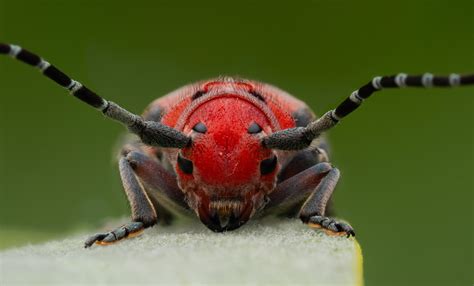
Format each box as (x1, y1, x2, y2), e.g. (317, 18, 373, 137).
(198, 199, 253, 232)
(210, 200, 244, 229)
(209, 211, 240, 231)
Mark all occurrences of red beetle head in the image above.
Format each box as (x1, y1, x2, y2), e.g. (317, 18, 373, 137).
(173, 83, 280, 232)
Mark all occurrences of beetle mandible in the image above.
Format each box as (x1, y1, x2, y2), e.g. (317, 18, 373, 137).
(1, 43, 473, 248)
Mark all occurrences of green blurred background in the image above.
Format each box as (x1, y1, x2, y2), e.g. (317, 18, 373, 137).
(0, 0, 472, 285)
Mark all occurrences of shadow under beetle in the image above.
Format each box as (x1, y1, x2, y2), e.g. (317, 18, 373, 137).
(1, 43, 473, 248)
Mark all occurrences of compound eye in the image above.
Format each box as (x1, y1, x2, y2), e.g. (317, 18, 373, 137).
(193, 122, 207, 133)
(177, 154, 193, 174)
(248, 122, 262, 134)
(260, 156, 277, 175)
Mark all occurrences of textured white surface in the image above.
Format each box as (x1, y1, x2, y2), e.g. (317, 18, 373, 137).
(0, 218, 362, 286)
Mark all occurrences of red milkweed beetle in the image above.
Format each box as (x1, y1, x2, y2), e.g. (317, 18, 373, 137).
(1, 43, 473, 248)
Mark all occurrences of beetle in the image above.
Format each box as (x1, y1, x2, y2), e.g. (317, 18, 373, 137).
(1, 43, 473, 248)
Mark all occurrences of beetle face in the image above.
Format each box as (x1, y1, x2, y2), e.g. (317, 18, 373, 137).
(175, 96, 278, 232)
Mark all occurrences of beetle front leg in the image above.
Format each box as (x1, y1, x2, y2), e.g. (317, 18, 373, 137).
(298, 165, 355, 237)
(84, 221, 145, 247)
(267, 162, 354, 237)
(84, 155, 158, 248)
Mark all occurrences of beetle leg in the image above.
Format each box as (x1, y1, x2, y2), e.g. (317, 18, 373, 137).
(84, 153, 158, 248)
(266, 162, 333, 212)
(124, 150, 189, 212)
(306, 216, 355, 237)
(84, 221, 144, 248)
(266, 162, 354, 237)
(118, 154, 159, 226)
(298, 165, 355, 237)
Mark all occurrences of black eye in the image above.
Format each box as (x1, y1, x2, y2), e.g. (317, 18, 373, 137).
(177, 154, 193, 174)
(248, 122, 262, 134)
(193, 122, 207, 133)
(260, 156, 277, 175)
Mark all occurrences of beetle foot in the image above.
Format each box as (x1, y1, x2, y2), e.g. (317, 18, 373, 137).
(305, 215, 355, 238)
(84, 221, 144, 248)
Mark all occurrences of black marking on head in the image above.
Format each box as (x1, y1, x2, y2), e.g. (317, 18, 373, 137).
(248, 122, 262, 134)
(193, 122, 207, 133)
(192, 90, 206, 100)
(249, 91, 265, 102)
(177, 154, 193, 174)
(260, 156, 277, 175)
(155, 149, 163, 161)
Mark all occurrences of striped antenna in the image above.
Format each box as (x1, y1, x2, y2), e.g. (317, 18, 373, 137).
(0, 43, 190, 148)
(264, 73, 474, 150)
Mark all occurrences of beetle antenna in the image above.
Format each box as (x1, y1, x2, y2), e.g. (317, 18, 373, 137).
(0, 43, 190, 148)
(263, 73, 474, 150)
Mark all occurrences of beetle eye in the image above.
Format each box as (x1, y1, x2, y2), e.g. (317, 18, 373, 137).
(260, 156, 277, 175)
(177, 154, 193, 174)
(193, 122, 207, 133)
(248, 122, 262, 134)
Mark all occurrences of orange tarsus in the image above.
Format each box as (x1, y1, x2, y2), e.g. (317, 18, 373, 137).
(127, 229, 144, 238)
(94, 229, 144, 246)
(308, 222, 322, 229)
(307, 222, 349, 237)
